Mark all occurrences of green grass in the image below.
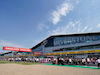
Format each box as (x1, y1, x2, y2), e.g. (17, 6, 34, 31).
(0, 61, 10, 64)
(0, 61, 42, 65)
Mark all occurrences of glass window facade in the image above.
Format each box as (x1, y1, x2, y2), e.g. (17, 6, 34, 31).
(18, 52, 29, 55)
(32, 46, 42, 53)
(45, 37, 54, 47)
(53, 44, 100, 52)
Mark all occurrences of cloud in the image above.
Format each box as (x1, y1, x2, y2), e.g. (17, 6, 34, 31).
(0, 39, 24, 53)
(81, 26, 88, 32)
(37, 23, 49, 31)
(88, 27, 93, 31)
(76, 0, 80, 4)
(49, 20, 82, 35)
(51, 2, 74, 25)
(97, 24, 100, 27)
(49, 17, 95, 35)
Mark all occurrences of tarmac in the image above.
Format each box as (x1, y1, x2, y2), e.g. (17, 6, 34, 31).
(0, 63, 100, 75)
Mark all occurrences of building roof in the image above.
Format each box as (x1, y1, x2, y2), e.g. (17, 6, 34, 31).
(0, 51, 12, 56)
(31, 31, 100, 50)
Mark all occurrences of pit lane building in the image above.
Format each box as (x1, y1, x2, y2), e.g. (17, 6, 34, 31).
(1, 32, 100, 58)
(32, 32, 100, 58)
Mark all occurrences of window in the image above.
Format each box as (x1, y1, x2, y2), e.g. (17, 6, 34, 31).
(53, 44, 100, 52)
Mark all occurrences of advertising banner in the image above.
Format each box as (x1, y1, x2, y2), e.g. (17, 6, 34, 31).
(33, 52, 42, 55)
(3, 47, 32, 52)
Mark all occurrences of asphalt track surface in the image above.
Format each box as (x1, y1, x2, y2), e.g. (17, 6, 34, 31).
(0, 64, 100, 75)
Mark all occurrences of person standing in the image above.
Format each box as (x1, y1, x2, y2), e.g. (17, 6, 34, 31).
(87, 58, 90, 66)
(26, 57, 28, 62)
(19, 57, 21, 62)
(69, 58, 72, 65)
(97, 58, 100, 68)
(82, 58, 85, 65)
(57, 57, 59, 65)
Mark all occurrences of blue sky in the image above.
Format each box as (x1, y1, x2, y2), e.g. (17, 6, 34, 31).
(0, 0, 100, 53)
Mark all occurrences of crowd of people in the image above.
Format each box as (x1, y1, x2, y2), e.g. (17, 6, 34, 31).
(0, 57, 51, 63)
(53, 57, 100, 68)
(0, 56, 100, 68)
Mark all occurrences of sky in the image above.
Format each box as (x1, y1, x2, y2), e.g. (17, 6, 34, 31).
(0, 0, 100, 53)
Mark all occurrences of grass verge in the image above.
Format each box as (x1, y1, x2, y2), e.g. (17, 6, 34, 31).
(0, 61, 41, 65)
